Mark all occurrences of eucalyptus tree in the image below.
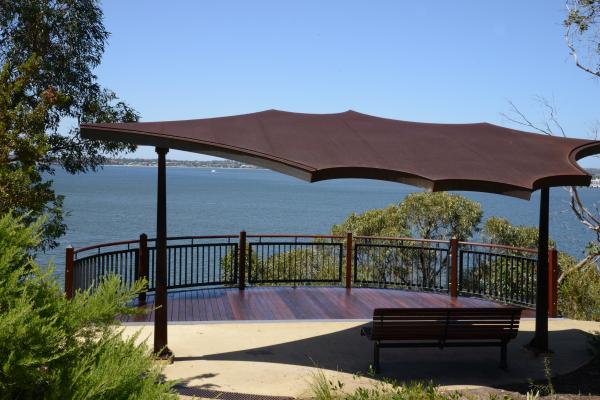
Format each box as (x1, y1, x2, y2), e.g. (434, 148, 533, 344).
(0, 0, 138, 248)
(500, 1, 600, 279)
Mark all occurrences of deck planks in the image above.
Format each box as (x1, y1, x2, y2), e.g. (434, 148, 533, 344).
(124, 286, 528, 323)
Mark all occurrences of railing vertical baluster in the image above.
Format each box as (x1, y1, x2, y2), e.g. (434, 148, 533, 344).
(122, 252, 126, 285)
(282, 243, 286, 283)
(458, 247, 463, 294)
(179, 247, 183, 287)
(353, 243, 358, 284)
(499, 255, 503, 300)
(276, 244, 280, 282)
(185, 245, 188, 286)
(212, 244, 216, 285)
(519, 256, 529, 302)
(206, 245, 211, 285)
(491, 253, 495, 297)
(218, 245, 222, 282)
(531, 258, 536, 306)
(196, 244, 200, 284)
(121, 252, 126, 286)
(201, 245, 205, 284)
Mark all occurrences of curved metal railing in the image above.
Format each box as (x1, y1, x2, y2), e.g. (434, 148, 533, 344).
(66, 232, 554, 311)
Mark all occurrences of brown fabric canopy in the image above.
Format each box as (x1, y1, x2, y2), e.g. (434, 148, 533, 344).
(80, 109, 600, 199)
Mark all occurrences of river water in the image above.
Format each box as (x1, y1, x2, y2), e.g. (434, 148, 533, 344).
(39, 166, 600, 283)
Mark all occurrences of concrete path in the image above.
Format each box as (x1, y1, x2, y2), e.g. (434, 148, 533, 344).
(121, 319, 600, 398)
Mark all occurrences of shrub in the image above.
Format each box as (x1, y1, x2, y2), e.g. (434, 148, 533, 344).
(332, 205, 407, 238)
(397, 192, 482, 241)
(0, 213, 177, 399)
(483, 219, 600, 321)
(557, 253, 600, 321)
(482, 217, 555, 249)
(332, 193, 483, 241)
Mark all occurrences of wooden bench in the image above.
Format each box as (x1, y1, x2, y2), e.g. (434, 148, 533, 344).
(361, 307, 522, 372)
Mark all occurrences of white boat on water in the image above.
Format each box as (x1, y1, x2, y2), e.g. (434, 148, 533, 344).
(590, 178, 600, 188)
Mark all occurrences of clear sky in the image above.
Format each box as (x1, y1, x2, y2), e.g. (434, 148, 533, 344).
(96, 0, 600, 166)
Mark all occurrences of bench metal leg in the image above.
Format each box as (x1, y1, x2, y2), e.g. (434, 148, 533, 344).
(373, 342, 380, 373)
(500, 341, 508, 370)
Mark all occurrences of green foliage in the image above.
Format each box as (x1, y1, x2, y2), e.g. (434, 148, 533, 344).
(0, 55, 68, 249)
(0, 0, 139, 248)
(0, 213, 176, 399)
(484, 218, 600, 321)
(333, 193, 482, 241)
(220, 244, 255, 285)
(332, 205, 407, 237)
(397, 192, 482, 241)
(222, 243, 341, 286)
(331, 193, 482, 289)
(309, 370, 460, 400)
(564, 0, 600, 77)
(482, 217, 555, 249)
(557, 253, 600, 321)
(254, 246, 341, 283)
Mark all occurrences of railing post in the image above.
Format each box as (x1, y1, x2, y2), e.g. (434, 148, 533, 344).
(239, 230, 246, 290)
(138, 233, 148, 305)
(449, 237, 458, 297)
(65, 246, 74, 300)
(548, 247, 558, 317)
(345, 232, 353, 289)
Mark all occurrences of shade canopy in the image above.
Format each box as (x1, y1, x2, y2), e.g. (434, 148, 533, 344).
(80, 109, 600, 199)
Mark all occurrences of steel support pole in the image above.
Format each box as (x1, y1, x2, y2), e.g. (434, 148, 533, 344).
(531, 186, 550, 352)
(154, 147, 172, 358)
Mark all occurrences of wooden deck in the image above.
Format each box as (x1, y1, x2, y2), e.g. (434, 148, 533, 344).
(124, 286, 526, 322)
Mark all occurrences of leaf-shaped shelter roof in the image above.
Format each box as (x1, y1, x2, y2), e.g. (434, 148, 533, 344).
(80, 109, 600, 199)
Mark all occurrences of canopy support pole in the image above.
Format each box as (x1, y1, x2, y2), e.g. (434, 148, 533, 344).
(531, 186, 550, 353)
(154, 147, 172, 359)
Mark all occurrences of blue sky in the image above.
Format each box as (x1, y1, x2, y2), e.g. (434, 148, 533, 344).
(96, 0, 600, 166)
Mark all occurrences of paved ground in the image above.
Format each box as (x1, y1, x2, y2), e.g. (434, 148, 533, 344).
(121, 319, 600, 398)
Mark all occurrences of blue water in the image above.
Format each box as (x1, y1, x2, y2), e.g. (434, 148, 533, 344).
(40, 166, 600, 282)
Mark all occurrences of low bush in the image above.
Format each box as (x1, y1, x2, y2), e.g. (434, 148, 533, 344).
(557, 253, 600, 321)
(0, 213, 176, 399)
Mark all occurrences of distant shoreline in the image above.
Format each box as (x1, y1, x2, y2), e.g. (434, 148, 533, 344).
(103, 158, 260, 169)
(102, 164, 266, 170)
(104, 159, 600, 176)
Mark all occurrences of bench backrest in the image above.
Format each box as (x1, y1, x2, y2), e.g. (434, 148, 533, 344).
(371, 307, 522, 341)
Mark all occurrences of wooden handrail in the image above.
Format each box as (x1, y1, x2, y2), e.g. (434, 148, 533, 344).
(74, 235, 239, 253)
(74, 239, 140, 254)
(246, 234, 344, 239)
(146, 234, 239, 242)
(459, 241, 537, 254)
(354, 236, 449, 244)
(74, 234, 542, 255)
